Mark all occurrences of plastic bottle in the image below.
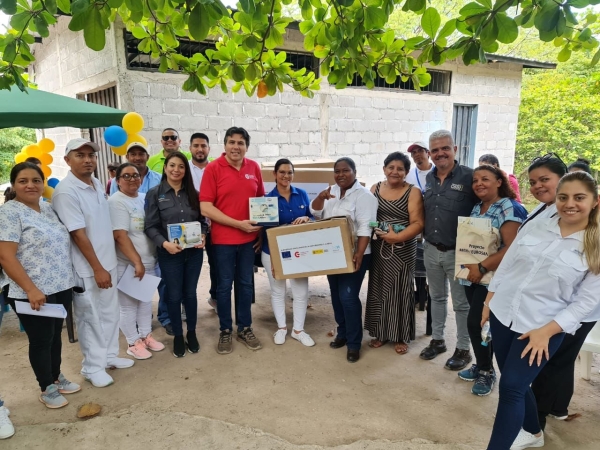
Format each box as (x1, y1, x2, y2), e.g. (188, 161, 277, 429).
(481, 321, 492, 347)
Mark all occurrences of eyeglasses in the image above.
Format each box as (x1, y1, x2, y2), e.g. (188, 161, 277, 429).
(162, 135, 178, 141)
(531, 153, 567, 170)
(119, 173, 141, 181)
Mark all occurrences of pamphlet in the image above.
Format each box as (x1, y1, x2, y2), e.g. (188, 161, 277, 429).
(458, 216, 492, 231)
(117, 265, 162, 303)
(15, 301, 67, 319)
(249, 197, 279, 226)
(167, 221, 204, 248)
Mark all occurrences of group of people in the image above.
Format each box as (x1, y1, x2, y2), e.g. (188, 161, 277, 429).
(0, 125, 598, 450)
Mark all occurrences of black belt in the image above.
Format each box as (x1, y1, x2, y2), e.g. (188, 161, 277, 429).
(427, 241, 455, 252)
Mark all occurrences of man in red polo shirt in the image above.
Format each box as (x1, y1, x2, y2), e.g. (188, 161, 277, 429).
(200, 127, 264, 354)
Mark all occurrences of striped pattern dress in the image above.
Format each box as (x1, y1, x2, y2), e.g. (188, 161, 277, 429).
(365, 182, 417, 343)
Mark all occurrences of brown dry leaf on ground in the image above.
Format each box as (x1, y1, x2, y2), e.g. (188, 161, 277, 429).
(77, 403, 102, 419)
(327, 329, 334, 337)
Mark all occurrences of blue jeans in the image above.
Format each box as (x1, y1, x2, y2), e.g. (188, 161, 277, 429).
(423, 242, 470, 350)
(213, 241, 255, 332)
(155, 264, 170, 327)
(327, 253, 371, 351)
(157, 247, 203, 336)
(487, 313, 564, 450)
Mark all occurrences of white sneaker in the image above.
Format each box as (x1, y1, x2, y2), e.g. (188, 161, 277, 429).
(83, 370, 114, 388)
(291, 330, 315, 347)
(510, 429, 544, 450)
(273, 328, 287, 345)
(0, 406, 15, 439)
(106, 357, 134, 369)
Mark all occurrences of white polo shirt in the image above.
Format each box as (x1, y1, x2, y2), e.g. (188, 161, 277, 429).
(52, 171, 118, 278)
(190, 162, 207, 192)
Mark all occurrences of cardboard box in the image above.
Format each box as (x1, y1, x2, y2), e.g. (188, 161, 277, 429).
(266, 216, 355, 280)
(262, 168, 334, 201)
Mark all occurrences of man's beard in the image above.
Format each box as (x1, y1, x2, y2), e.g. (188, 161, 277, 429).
(193, 155, 207, 164)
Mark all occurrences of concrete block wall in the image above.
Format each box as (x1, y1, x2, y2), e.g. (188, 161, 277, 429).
(33, 21, 524, 186)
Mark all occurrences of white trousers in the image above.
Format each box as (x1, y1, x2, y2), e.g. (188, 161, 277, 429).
(73, 267, 120, 376)
(261, 252, 309, 331)
(117, 263, 156, 345)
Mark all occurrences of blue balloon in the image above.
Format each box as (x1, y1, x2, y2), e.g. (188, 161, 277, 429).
(104, 126, 128, 147)
(47, 177, 60, 188)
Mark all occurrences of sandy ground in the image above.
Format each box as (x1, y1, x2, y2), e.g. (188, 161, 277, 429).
(1, 262, 599, 450)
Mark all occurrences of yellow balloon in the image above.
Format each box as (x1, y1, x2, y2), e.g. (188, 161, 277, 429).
(38, 138, 55, 153)
(112, 144, 128, 156)
(122, 112, 145, 135)
(41, 165, 52, 178)
(42, 185, 54, 199)
(25, 144, 42, 158)
(39, 153, 53, 165)
(127, 133, 147, 147)
(14, 152, 28, 163)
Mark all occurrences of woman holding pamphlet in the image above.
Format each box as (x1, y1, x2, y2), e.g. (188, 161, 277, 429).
(455, 165, 527, 397)
(0, 162, 79, 409)
(310, 157, 378, 363)
(108, 163, 165, 361)
(145, 152, 207, 358)
(482, 171, 600, 450)
(261, 158, 315, 347)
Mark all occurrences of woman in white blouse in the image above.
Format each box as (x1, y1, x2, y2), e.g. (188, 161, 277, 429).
(108, 163, 165, 360)
(310, 157, 377, 363)
(481, 171, 600, 450)
(0, 162, 79, 409)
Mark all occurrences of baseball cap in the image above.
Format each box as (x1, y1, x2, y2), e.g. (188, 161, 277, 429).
(407, 142, 429, 153)
(126, 142, 149, 154)
(65, 138, 100, 154)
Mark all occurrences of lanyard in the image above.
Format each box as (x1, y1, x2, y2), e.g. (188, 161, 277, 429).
(415, 168, 424, 192)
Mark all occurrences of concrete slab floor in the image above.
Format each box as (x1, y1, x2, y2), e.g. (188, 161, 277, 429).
(1, 265, 598, 449)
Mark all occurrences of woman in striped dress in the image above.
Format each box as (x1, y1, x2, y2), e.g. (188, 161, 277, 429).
(365, 152, 424, 354)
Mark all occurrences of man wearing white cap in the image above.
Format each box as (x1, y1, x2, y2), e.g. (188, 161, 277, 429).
(405, 142, 434, 194)
(52, 138, 134, 388)
(109, 142, 161, 196)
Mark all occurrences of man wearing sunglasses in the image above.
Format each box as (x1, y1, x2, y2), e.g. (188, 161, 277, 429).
(147, 128, 192, 174)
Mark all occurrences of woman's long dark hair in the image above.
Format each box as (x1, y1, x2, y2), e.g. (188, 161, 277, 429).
(474, 164, 516, 200)
(162, 151, 199, 212)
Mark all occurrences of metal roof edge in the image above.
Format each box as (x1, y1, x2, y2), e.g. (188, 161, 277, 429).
(484, 53, 557, 69)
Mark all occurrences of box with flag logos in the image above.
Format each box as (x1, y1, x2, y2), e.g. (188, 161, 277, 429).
(266, 216, 355, 280)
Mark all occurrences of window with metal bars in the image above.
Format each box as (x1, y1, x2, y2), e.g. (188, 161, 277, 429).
(124, 31, 319, 75)
(348, 69, 452, 95)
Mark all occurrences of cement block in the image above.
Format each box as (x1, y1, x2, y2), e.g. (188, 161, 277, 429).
(257, 118, 279, 131)
(193, 102, 219, 116)
(300, 119, 319, 132)
(258, 144, 280, 157)
(268, 132, 289, 144)
(165, 100, 192, 115)
(208, 116, 233, 131)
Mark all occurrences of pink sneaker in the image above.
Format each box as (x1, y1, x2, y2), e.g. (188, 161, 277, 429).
(126, 339, 152, 360)
(143, 333, 165, 352)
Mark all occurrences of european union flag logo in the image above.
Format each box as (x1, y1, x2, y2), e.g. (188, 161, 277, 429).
(281, 251, 291, 259)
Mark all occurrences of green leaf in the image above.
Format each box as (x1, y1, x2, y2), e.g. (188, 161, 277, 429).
(494, 14, 518, 44)
(591, 48, 600, 66)
(421, 7, 441, 38)
(44, 0, 58, 14)
(71, 0, 89, 15)
(406, 0, 426, 13)
(265, 28, 284, 49)
(557, 46, 572, 62)
(534, 3, 561, 33)
(477, 0, 492, 8)
(124, 0, 143, 12)
(563, 5, 578, 25)
(189, 4, 210, 42)
(3, 40, 16, 63)
(10, 11, 30, 30)
(579, 28, 592, 41)
(0, 0, 17, 15)
(131, 25, 148, 39)
(299, 20, 313, 35)
(33, 15, 49, 38)
(245, 63, 257, 81)
(83, 7, 106, 51)
(539, 29, 558, 42)
(437, 19, 456, 39)
(68, 11, 88, 32)
(158, 55, 169, 72)
(364, 6, 386, 29)
(480, 19, 498, 46)
(459, 2, 489, 17)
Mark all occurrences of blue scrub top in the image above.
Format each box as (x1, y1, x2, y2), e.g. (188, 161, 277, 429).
(262, 185, 313, 255)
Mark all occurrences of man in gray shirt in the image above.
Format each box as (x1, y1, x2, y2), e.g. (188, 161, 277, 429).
(419, 130, 478, 371)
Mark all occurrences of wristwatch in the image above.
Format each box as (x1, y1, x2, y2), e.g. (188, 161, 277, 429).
(478, 263, 489, 275)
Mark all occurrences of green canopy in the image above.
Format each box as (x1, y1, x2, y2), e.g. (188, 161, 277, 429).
(0, 88, 127, 129)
